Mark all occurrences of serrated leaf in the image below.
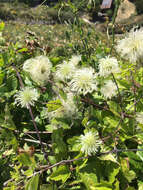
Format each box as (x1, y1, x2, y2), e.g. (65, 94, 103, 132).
(121, 158, 136, 182)
(50, 165, 70, 183)
(46, 99, 62, 112)
(80, 172, 98, 190)
(0, 22, 5, 31)
(25, 175, 39, 190)
(17, 48, 28, 53)
(99, 154, 118, 164)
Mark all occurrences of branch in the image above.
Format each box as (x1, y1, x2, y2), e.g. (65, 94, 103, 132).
(29, 147, 143, 178)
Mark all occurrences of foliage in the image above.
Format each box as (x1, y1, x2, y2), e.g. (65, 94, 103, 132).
(1, 0, 143, 189)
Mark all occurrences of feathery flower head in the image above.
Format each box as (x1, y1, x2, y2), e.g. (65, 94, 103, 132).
(23, 56, 52, 85)
(69, 55, 81, 66)
(61, 93, 78, 116)
(79, 131, 102, 155)
(116, 27, 143, 62)
(55, 61, 76, 81)
(99, 56, 120, 77)
(48, 93, 77, 120)
(23, 58, 35, 72)
(136, 112, 143, 124)
(15, 87, 39, 108)
(100, 80, 117, 99)
(70, 67, 97, 95)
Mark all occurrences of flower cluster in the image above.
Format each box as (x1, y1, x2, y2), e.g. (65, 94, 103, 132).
(23, 55, 52, 86)
(79, 131, 102, 155)
(98, 56, 120, 77)
(55, 55, 97, 95)
(116, 27, 143, 63)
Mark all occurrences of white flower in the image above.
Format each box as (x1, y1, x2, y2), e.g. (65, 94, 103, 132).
(61, 93, 78, 116)
(100, 80, 117, 99)
(79, 131, 102, 155)
(116, 27, 143, 62)
(99, 56, 120, 77)
(23, 58, 35, 72)
(48, 93, 77, 120)
(136, 112, 143, 124)
(15, 87, 39, 108)
(69, 55, 81, 66)
(70, 67, 97, 95)
(23, 56, 52, 85)
(55, 61, 76, 81)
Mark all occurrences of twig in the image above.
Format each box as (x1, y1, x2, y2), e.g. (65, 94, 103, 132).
(14, 130, 52, 134)
(23, 138, 52, 147)
(130, 70, 137, 113)
(112, 73, 124, 115)
(24, 131, 52, 134)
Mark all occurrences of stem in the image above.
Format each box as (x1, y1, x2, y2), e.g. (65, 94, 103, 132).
(112, 73, 124, 117)
(110, 0, 120, 53)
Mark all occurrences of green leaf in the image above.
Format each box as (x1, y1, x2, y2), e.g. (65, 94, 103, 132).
(50, 165, 71, 183)
(103, 116, 120, 129)
(25, 175, 39, 190)
(138, 180, 143, 190)
(52, 128, 67, 159)
(80, 172, 98, 190)
(17, 48, 28, 53)
(46, 99, 62, 112)
(99, 154, 118, 164)
(40, 184, 57, 190)
(82, 117, 89, 128)
(67, 136, 80, 152)
(121, 159, 136, 182)
(0, 104, 16, 130)
(137, 145, 143, 161)
(125, 170, 136, 183)
(17, 153, 33, 166)
(107, 101, 121, 117)
(117, 79, 131, 89)
(0, 22, 5, 31)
